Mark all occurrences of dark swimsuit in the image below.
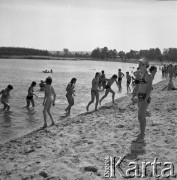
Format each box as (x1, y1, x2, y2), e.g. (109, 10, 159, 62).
(118, 77, 122, 82)
(105, 85, 111, 89)
(134, 79, 140, 84)
(127, 80, 131, 85)
(138, 76, 151, 103)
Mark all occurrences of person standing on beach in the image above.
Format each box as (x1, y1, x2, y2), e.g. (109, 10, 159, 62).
(133, 58, 153, 143)
(117, 69, 124, 91)
(126, 72, 131, 93)
(65, 78, 77, 115)
(26, 81, 38, 108)
(43, 76, 56, 128)
(86, 72, 100, 111)
(0, 85, 13, 111)
(99, 74, 119, 105)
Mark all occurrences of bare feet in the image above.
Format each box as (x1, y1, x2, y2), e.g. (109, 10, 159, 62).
(132, 135, 145, 143)
(51, 122, 55, 126)
(42, 124, 47, 129)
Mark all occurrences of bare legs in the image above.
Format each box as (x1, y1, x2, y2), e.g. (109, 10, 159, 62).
(86, 91, 99, 111)
(43, 99, 55, 128)
(2, 102, 10, 111)
(134, 100, 148, 142)
(99, 88, 115, 105)
(65, 95, 74, 116)
(26, 99, 35, 108)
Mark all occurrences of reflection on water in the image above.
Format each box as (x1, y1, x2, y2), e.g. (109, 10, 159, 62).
(0, 59, 163, 143)
(3, 111, 12, 127)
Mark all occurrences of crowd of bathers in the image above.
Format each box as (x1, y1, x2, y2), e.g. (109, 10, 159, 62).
(0, 59, 175, 142)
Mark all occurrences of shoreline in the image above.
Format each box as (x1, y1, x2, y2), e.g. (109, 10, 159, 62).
(1, 79, 177, 179)
(0, 79, 161, 146)
(0, 55, 165, 65)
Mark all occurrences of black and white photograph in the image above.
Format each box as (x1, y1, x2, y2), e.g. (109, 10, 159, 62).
(0, 0, 177, 179)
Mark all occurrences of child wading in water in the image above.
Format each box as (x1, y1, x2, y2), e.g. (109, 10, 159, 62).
(65, 78, 77, 116)
(0, 85, 13, 111)
(86, 72, 100, 111)
(99, 74, 118, 105)
(43, 76, 56, 128)
(26, 81, 38, 108)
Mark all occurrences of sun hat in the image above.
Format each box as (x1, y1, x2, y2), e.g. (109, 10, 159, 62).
(138, 58, 149, 67)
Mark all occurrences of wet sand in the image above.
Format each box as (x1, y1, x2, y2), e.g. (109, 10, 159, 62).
(0, 79, 177, 180)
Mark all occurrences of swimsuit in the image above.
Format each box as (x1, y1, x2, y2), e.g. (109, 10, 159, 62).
(134, 79, 140, 84)
(118, 77, 122, 82)
(138, 92, 151, 103)
(91, 89, 99, 96)
(26, 96, 33, 100)
(127, 80, 131, 85)
(105, 85, 111, 89)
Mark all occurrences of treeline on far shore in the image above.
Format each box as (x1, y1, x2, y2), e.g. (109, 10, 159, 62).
(0, 46, 177, 62)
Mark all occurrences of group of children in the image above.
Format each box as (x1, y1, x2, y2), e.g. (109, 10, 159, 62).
(0, 65, 154, 128)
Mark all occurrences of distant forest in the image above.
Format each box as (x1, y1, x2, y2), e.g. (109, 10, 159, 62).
(0, 46, 177, 62)
(0, 47, 49, 56)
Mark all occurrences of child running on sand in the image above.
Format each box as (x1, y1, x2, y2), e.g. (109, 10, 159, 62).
(126, 72, 131, 93)
(0, 85, 13, 111)
(99, 74, 118, 105)
(86, 72, 100, 111)
(26, 81, 38, 108)
(65, 78, 77, 115)
(42, 76, 56, 128)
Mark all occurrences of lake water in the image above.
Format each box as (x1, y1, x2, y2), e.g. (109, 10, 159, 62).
(0, 59, 163, 144)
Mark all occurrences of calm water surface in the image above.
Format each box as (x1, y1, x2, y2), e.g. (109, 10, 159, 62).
(0, 59, 163, 143)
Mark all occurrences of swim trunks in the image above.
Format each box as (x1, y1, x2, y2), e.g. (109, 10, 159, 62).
(105, 85, 111, 89)
(118, 77, 122, 82)
(26, 96, 33, 100)
(91, 89, 99, 96)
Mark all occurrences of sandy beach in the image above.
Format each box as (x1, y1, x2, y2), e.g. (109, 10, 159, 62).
(0, 79, 177, 180)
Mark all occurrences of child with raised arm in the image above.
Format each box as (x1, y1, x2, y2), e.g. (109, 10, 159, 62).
(99, 74, 118, 105)
(0, 85, 13, 111)
(26, 81, 38, 108)
(65, 78, 77, 116)
(42, 76, 56, 128)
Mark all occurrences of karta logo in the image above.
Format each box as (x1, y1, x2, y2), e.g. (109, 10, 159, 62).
(104, 156, 176, 178)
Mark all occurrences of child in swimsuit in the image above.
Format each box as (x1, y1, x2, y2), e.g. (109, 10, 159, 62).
(26, 81, 38, 108)
(42, 76, 56, 128)
(99, 74, 118, 105)
(117, 69, 124, 91)
(126, 72, 131, 93)
(86, 72, 100, 111)
(65, 78, 77, 115)
(0, 85, 13, 111)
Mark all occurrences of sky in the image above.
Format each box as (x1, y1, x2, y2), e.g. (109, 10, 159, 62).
(0, 0, 177, 52)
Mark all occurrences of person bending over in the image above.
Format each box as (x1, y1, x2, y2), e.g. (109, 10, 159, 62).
(99, 74, 118, 105)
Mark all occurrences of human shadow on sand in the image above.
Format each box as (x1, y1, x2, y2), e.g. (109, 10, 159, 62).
(125, 141, 146, 160)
